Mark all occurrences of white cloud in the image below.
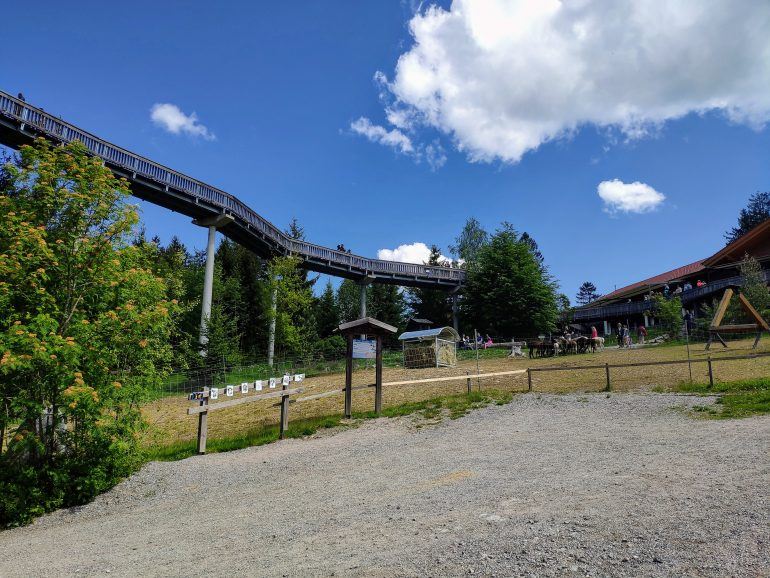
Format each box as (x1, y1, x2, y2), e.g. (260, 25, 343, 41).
(150, 103, 215, 140)
(350, 117, 414, 153)
(377, 242, 451, 264)
(424, 139, 447, 171)
(350, 117, 447, 170)
(597, 179, 665, 214)
(365, 0, 770, 164)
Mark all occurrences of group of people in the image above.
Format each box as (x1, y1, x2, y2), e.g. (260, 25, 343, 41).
(336, 244, 352, 254)
(640, 280, 707, 302)
(614, 322, 647, 347)
(460, 333, 494, 349)
(663, 280, 706, 298)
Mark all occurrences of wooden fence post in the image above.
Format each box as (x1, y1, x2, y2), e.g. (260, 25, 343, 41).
(344, 336, 353, 419)
(605, 363, 611, 392)
(197, 387, 209, 455)
(375, 335, 383, 414)
(527, 368, 533, 392)
(707, 356, 714, 387)
(466, 371, 472, 394)
(279, 383, 289, 439)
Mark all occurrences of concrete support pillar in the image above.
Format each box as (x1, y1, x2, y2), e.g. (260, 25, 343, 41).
(198, 225, 217, 349)
(192, 213, 234, 355)
(359, 282, 367, 319)
(644, 313, 649, 328)
(452, 293, 459, 332)
(357, 277, 374, 339)
(268, 285, 277, 368)
(603, 320, 609, 336)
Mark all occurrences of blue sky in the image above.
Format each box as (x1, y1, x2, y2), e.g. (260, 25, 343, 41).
(3, 1, 769, 301)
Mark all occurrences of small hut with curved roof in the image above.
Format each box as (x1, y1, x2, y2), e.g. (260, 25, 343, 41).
(398, 327, 460, 369)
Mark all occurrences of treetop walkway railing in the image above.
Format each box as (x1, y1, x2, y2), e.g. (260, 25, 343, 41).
(0, 90, 463, 288)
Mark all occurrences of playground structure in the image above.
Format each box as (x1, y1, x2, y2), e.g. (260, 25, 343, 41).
(399, 327, 460, 369)
(0, 90, 463, 361)
(706, 286, 770, 349)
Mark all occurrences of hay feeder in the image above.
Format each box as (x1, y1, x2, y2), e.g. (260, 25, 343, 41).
(398, 327, 460, 369)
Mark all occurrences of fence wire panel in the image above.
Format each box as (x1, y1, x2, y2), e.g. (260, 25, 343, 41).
(711, 355, 770, 383)
(528, 367, 609, 393)
(608, 362, 695, 392)
(144, 340, 770, 456)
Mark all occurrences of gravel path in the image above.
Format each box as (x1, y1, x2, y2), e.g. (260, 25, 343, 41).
(1, 393, 768, 577)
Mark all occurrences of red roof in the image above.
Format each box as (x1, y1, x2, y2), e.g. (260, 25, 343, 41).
(587, 218, 770, 306)
(596, 259, 706, 302)
(702, 218, 770, 267)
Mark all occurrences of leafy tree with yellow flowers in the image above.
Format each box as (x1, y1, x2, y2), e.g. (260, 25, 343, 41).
(0, 139, 181, 527)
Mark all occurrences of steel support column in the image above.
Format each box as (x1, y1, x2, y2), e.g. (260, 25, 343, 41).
(358, 277, 374, 339)
(452, 290, 460, 332)
(198, 225, 217, 349)
(268, 285, 277, 368)
(359, 283, 367, 319)
(192, 214, 234, 353)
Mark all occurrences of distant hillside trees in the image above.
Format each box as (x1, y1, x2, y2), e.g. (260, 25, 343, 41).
(726, 191, 770, 243)
(576, 282, 600, 306)
(406, 245, 452, 327)
(460, 222, 559, 337)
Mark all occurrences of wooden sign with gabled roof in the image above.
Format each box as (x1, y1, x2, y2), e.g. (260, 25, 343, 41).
(706, 287, 770, 350)
(337, 317, 397, 417)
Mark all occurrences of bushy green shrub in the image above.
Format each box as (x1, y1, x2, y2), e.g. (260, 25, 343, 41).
(0, 140, 179, 527)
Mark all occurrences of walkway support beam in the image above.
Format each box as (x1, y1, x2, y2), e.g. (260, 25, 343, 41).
(268, 285, 277, 368)
(192, 214, 234, 352)
(451, 286, 461, 333)
(358, 277, 375, 339)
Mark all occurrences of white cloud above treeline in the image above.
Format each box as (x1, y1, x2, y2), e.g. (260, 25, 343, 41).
(350, 117, 414, 153)
(597, 179, 665, 215)
(350, 117, 447, 170)
(377, 242, 451, 264)
(150, 103, 215, 140)
(357, 0, 770, 164)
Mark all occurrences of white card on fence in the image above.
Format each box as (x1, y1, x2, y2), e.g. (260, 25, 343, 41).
(282, 375, 291, 386)
(226, 386, 234, 397)
(269, 378, 277, 389)
(240, 383, 249, 394)
(295, 374, 305, 382)
(254, 380, 263, 391)
(210, 387, 219, 400)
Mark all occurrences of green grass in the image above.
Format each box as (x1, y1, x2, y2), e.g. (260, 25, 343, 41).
(145, 414, 344, 461)
(146, 389, 516, 461)
(673, 377, 770, 419)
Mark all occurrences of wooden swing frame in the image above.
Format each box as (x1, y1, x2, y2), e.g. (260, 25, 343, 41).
(706, 287, 770, 350)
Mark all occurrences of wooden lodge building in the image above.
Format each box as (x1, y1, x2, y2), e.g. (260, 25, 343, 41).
(573, 219, 770, 336)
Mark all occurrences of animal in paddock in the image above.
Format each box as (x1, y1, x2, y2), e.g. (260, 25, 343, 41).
(528, 339, 555, 358)
(595, 336, 605, 350)
(575, 336, 590, 353)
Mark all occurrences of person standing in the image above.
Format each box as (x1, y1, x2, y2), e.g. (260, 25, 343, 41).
(590, 325, 598, 339)
(616, 322, 623, 347)
(637, 325, 647, 345)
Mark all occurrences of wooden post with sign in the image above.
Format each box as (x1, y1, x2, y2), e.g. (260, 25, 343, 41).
(337, 317, 397, 417)
(280, 382, 290, 439)
(188, 386, 304, 454)
(375, 335, 384, 413)
(197, 387, 209, 455)
(344, 335, 353, 418)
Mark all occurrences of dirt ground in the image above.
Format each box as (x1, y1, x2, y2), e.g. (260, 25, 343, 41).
(142, 337, 770, 448)
(2, 393, 768, 577)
